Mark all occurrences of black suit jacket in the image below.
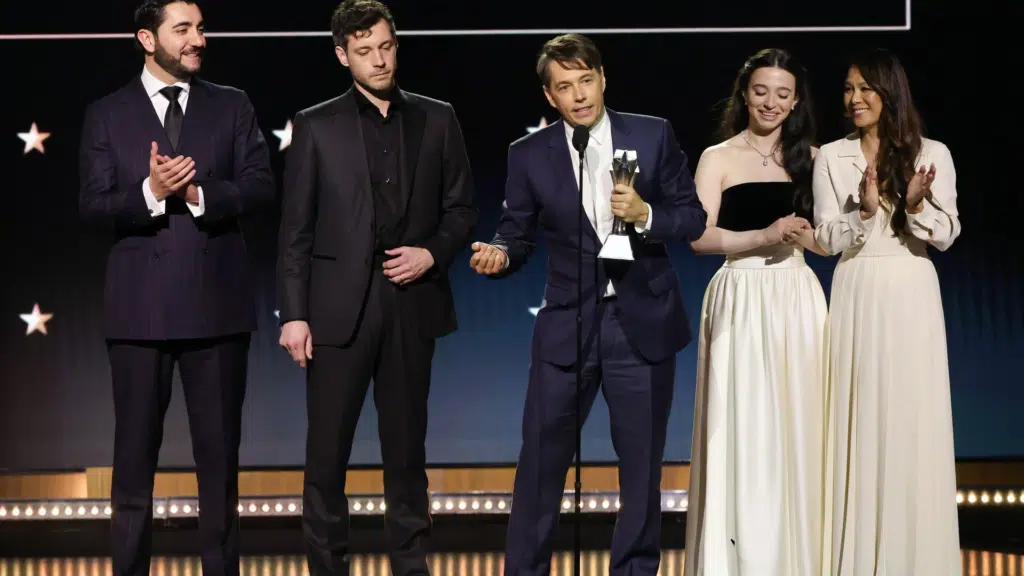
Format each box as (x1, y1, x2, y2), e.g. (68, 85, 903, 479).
(277, 88, 476, 346)
(78, 75, 275, 341)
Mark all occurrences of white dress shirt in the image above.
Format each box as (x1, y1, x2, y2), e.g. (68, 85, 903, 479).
(561, 111, 652, 297)
(140, 65, 205, 218)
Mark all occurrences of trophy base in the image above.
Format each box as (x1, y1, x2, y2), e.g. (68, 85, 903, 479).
(598, 234, 634, 261)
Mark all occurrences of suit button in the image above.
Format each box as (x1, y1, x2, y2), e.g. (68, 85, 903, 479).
(204, 248, 209, 254)
(152, 253, 160, 259)
(207, 170, 213, 177)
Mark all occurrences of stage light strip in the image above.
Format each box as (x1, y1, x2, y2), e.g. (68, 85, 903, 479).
(957, 489, 1024, 506)
(0, 491, 688, 521)
(0, 2, 913, 41)
(2, 486, 1021, 522)
(0, 25, 908, 41)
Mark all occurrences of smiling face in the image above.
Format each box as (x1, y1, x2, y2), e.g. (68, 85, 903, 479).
(542, 60, 606, 128)
(336, 18, 397, 95)
(844, 66, 883, 130)
(744, 66, 798, 134)
(137, 1, 205, 82)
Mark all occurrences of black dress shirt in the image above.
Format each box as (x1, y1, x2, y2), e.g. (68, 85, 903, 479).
(354, 87, 404, 253)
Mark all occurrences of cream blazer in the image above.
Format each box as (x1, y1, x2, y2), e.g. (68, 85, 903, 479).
(812, 133, 961, 256)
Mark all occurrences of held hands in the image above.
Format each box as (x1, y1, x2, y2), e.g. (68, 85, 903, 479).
(149, 141, 196, 201)
(906, 163, 937, 213)
(383, 246, 434, 285)
(611, 184, 649, 224)
(279, 320, 312, 368)
(763, 213, 811, 245)
(469, 242, 507, 275)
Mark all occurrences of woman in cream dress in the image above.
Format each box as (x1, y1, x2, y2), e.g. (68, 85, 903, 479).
(684, 49, 829, 576)
(813, 48, 962, 575)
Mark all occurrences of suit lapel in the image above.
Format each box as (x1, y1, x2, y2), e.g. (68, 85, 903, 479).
(176, 78, 213, 155)
(837, 135, 868, 202)
(607, 109, 636, 171)
(129, 76, 174, 154)
(331, 90, 373, 198)
(547, 121, 600, 245)
(398, 91, 425, 217)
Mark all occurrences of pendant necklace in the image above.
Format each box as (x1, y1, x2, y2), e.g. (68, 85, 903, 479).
(741, 130, 779, 166)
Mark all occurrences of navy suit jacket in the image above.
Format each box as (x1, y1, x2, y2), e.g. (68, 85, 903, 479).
(492, 110, 707, 367)
(78, 75, 275, 341)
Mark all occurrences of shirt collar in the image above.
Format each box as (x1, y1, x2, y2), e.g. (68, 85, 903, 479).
(563, 108, 610, 147)
(141, 64, 190, 99)
(353, 84, 404, 113)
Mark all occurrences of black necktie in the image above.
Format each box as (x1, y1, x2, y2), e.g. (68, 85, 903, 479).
(159, 86, 184, 150)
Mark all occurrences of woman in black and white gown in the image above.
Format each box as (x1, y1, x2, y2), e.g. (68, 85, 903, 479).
(684, 49, 829, 576)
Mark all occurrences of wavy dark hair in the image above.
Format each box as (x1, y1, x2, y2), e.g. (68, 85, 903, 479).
(719, 48, 816, 217)
(846, 49, 923, 237)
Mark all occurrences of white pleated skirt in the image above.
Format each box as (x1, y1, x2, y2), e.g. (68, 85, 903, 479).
(821, 251, 961, 575)
(685, 246, 829, 576)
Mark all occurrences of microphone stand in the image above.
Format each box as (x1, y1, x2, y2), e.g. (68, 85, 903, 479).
(573, 135, 586, 576)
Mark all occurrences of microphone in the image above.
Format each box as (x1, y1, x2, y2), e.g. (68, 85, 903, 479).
(572, 124, 589, 154)
(570, 121, 588, 576)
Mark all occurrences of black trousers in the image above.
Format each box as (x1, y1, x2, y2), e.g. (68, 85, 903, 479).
(107, 333, 250, 576)
(303, 271, 435, 576)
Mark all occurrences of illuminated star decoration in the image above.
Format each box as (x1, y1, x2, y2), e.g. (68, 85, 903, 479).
(20, 303, 53, 335)
(272, 121, 292, 151)
(526, 118, 548, 134)
(18, 123, 50, 155)
(528, 297, 544, 317)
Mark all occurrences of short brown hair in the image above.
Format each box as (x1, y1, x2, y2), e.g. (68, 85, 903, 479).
(331, 0, 396, 49)
(535, 34, 603, 87)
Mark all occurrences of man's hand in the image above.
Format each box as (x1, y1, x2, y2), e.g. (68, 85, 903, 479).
(279, 320, 312, 368)
(180, 183, 201, 205)
(149, 141, 195, 201)
(610, 184, 649, 224)
(383, 246, 434, 285)
(469, 242, 507, 275)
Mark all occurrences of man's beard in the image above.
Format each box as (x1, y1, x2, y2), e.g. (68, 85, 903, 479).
(354, 69, 396, 99)
(154, 42, 202, 81)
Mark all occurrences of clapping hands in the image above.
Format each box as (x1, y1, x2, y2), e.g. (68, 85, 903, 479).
(906, 163, 937, 211)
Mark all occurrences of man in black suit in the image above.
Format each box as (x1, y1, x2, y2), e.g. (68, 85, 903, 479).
(276, 1, 476, 573)
(77, 1, 274, 574)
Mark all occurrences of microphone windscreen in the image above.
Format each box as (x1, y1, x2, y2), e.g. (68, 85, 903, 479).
(572, 125, 589, 153)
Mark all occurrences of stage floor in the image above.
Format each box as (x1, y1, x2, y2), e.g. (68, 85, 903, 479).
(1, 550, 1022, 575)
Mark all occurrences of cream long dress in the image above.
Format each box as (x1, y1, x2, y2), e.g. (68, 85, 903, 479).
(685, 181, 829, 576)
(813, 134, 962, 575)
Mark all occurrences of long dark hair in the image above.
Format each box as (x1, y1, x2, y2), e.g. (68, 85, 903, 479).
(847, 49, 923, 237)
(719, 48, 817, 217)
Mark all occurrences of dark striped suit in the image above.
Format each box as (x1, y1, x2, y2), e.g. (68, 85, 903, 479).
(78, 68, 274, 576)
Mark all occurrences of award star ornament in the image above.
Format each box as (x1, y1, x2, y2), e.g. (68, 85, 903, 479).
(18, 123, 50, 155)
(527, 118, 548, 134)
(20, 303, 53, 335)
(272, 120, 292, 151)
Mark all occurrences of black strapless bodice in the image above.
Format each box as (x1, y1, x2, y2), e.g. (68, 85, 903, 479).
(717, 181, 812, 232)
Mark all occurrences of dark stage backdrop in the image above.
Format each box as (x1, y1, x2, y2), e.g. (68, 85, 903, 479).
(0, 1, 1018, 471)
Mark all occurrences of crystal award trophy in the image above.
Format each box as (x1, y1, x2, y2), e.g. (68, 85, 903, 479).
(598, 149, 638, 261)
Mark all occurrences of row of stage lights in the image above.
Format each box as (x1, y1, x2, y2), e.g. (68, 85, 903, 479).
(0, 491, 679, 521)
(0, 489, 1020, 521)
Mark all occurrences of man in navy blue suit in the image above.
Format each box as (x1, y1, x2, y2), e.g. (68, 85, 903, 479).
(469, 34, 707, 575)
(78, 1, 274, 574)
